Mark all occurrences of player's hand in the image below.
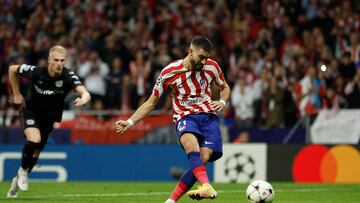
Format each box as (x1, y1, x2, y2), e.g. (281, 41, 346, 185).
(13, 94, 25, 109)
(115, 120, 131, 135)
(210, 100, 225, 112)
(73, 97, 86, 106)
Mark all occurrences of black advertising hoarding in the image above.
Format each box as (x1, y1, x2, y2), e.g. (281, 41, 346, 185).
(267, 144, 303, 181)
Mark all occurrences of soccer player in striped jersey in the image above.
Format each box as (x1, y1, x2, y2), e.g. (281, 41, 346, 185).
(115, 35, 230, 202)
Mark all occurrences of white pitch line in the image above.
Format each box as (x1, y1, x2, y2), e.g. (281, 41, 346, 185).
(0, 187, 357, 200)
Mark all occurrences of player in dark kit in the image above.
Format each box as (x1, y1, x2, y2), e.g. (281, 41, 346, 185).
(6, 45, 91, 198)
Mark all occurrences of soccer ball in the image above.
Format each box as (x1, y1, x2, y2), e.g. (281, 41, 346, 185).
(246, 180, 275, 203)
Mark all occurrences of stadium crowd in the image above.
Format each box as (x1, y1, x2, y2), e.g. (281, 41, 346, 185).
(0, 0, 359, 130)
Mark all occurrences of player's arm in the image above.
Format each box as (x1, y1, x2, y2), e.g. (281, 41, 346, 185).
(115, 93, 160, 135)
(73, 85, 91, 106)
(8, 65, 24, 108)
(210, 80, 231, 112)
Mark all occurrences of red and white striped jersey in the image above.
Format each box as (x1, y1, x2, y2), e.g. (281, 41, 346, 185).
(153, 58, 225, 123)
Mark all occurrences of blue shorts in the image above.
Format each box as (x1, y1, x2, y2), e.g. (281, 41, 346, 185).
(176, 113, 223, 162)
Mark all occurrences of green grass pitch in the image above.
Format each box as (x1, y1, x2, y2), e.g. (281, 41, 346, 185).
(0, 182, 359, 202)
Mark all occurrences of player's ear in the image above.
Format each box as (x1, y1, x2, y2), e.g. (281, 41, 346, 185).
(189, 48, 193, 55)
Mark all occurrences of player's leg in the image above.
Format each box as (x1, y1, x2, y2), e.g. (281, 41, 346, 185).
(165, 147, 214, 202)
(17, 127, 42, 191)
(179, 132, 217, 200)
(165, 115, 215, 202)
(187, 114, 223, 200)
(7, 112, 37, 197)
(186, 146, 217, 200)
(164, 169, 197, 203)
(181, 133, 210, 184)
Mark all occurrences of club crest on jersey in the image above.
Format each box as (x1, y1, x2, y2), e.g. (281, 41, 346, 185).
(55, 80, 63, 87)
(200, 78, 207, 89)
(177, 120, 186, 132)
(26, 119, 35, 125)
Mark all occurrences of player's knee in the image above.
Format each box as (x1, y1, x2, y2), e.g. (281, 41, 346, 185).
(183, 142, 200, 153)
(27, 136, 41, 144)
(200, 154, 211, 163)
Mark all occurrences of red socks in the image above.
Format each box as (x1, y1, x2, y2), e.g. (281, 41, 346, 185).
(193, 165, 209, 184)
(169, 182, 188, 201)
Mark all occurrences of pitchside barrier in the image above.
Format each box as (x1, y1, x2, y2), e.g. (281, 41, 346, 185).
(0, 144, 359, 183)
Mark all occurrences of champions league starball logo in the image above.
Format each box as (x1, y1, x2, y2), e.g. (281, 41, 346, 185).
(224, 152, 256, 183)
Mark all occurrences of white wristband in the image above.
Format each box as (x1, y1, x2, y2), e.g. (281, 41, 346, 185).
(219, 99, 226, 106)
(127, 119, 134, 126)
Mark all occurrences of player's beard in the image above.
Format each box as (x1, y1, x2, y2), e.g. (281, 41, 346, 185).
(191, 59, 203, 71)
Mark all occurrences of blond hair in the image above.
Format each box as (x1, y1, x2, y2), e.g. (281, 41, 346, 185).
(49, 45, 67, 57)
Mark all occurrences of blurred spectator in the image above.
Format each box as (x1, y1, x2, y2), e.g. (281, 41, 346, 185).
(231, 78, 255, 129)
(296, 67, 325, 117)
(252, 69, 269, 127)
(338, 51, 357, 82)
(254, 28, 273, 57)
(346, 32, 360, 64)
(128, 49, 151, 109)
(345, 70, 360, 108)
(78, 51, 109, 104)
(233, 131, 250, 144)
(283, 78, 298, 127)
(265, 77, 285, 128)
(105, 57, 128, 109)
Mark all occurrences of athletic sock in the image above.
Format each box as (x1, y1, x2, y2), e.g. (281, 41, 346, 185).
(28, 156, 39, 173)
(21, 141, 40, 171)
(169, 182, 187, 201)
(169, 169, 197, 201)
(187, 152, 209, 185)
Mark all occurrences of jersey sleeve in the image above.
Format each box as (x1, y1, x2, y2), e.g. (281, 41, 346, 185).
(208, 60, 225, 86)
(66, 70, 83, 88)
(18, 64, 36, 78)
(152, 73, 165, 97)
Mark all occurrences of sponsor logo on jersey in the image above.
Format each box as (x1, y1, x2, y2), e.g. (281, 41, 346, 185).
(55, 80, 63, 87)
(204, 141, 214, 145)
(34, 84, 55, 95)
(179, 97, 204, 106)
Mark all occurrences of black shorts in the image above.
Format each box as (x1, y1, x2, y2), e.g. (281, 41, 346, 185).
(20, 109, 55, 145)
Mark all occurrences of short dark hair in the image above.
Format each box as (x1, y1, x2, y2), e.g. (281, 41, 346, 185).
(342, 51, 351, 58)
(191, 35, 213, 52)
